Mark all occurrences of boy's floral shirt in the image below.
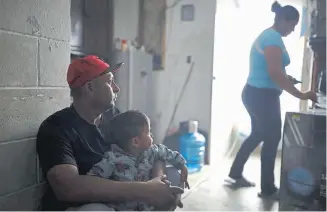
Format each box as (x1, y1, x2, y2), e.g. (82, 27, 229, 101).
(87, 144, 186, 211)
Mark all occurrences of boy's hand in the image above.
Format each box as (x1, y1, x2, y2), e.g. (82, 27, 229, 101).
(180, 165, 190, 189)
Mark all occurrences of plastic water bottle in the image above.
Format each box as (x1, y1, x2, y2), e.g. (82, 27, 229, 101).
(179, 121, 206, 173)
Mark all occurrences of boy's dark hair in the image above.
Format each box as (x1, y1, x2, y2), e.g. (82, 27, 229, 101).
(108, 110, 150, 149)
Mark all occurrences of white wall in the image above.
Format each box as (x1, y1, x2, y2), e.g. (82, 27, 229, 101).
(152, 0, 216, 144)
(113, 0, 139, 41)
(113, 0, 217, 149)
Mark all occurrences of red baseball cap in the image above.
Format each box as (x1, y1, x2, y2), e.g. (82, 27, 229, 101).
(67, 55, 123, 88)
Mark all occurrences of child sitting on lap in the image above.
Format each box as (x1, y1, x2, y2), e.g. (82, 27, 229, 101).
(87, 110, 189, 211)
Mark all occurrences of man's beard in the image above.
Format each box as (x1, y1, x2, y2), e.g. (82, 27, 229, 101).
(112, 94, 117, 102)
(104, 94, 117, 111)
(111, 94, 117, 105)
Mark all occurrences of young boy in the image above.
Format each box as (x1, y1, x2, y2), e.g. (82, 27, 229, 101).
(87, 110, 189, 211)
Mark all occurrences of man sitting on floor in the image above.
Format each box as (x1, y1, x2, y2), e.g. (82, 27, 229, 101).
(36, 55, 183, 211)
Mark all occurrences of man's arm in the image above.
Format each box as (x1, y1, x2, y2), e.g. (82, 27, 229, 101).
(36, 124, 146, 203)
(47, 164, 147, 202)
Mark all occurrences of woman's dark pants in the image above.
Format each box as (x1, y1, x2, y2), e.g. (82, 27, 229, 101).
(229, 84, 282, 194)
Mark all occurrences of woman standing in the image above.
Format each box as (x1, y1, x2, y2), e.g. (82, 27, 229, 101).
(227, 1, 317, 199)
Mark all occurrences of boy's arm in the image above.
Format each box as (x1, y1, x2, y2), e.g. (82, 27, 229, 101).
(149, 144, 186, 169)
(87, 151, 115, 178)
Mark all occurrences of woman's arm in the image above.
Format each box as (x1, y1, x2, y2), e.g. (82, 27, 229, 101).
(264, 46, 303, 98)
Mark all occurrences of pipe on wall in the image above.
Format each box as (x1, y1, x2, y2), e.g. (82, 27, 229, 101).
(127, 44, 134, 110)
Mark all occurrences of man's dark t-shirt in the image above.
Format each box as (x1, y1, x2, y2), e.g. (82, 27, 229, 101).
(36, 105, 120, 211)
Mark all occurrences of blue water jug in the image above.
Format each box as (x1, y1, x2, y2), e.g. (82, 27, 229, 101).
(179, 121, 206, 173)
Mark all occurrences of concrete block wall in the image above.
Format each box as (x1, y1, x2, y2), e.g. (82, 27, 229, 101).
(0, 0, 71, 210)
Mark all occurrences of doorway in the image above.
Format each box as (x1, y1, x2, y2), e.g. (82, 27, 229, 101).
(210, 0, 305, 164)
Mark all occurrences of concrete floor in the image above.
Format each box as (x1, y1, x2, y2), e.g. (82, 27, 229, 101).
(178, 155, 281, 211)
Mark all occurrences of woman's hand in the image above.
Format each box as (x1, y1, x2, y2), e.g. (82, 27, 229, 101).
(300, 91, 318, 102)
(180, 165, 190, 189)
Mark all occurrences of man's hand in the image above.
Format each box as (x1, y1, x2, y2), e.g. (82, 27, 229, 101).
(144, 175, 184, 209)
(180, 165, 190, 189)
